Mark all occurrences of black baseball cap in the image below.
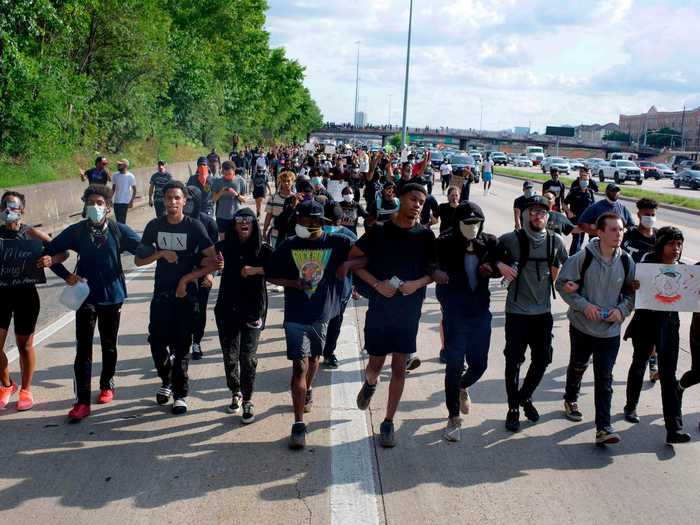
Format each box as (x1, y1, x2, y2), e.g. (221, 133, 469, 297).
(296, 200, 330, 222)
(522, 180, 534, 189)
(455, 202, 485, 224)
(606, 183, 621, 193)
(157, 159, 166, 166)
(525, 195, 550, 211)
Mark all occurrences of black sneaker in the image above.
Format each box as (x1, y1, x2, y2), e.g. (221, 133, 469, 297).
(623, 406, 640, 424)
(289, 422, 307, 449)
(520, 399, 540, 422)
(564, 400, 583, 422)
(595, 427, 620, 445)
(356, 380, 377, 410)
(304, 389, 313, 413)
(172, 397, 188, 415)
(505, 409, 520, 432)
(666, 431, 691, 445)
(227, 392, 242, 414)
(324, 355, 339, 369)
(191, 342, 203, 361)
(438, 349, 447, 364)
(156, 385, 172, 406)
(241, 401, 255, 424)
(379, 420, 396, 448)
(406, 356, 421, 372)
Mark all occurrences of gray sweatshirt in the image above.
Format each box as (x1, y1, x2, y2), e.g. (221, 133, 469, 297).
(555, 238, 635, 338)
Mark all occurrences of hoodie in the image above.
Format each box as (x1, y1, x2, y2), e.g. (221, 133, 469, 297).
(556, 238, 635, 338)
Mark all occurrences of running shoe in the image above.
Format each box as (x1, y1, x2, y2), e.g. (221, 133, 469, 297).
(520, 399, 540, 422)
(68, 403, 91, 422)
(289, 422, 307, 449)
(156, 385, 172, 406)
(595, 427, 620, 445)
(564, 400, 583, 422)
(172, 397, 188, 415)
(406, 356, 421, 372)
(443, 417, 462, 442)
(16, 389, 34, 411)
(505, 409, 520, 432)
(379, 420, 396, 448)
(191, 342, 203, 361)
(241, 401, 255, 424)
(228, 392, 243, 414)
(459, 388, 471, 415)
(324, 355, 339, 369)
(304, 389, 313, 413)
(97, 388, 114, 405)
(356, 380, 377, 410)
(649, 369, 660, 383)
(666, 431, 691, 445)
(623, 407, 640, 424)
(0, 380, 17, 409)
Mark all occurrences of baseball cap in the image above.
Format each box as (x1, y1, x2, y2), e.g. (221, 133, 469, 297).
(606, 183, 621, 193)
(525, 195, 551, 211)
(197, 156, 208, 166)
(117, 159, 129, 167)
(157, 159, 166, 166)
(522, 180, 534, 189)
(455, 202, 485, 224)
(296, 200, 330, 222)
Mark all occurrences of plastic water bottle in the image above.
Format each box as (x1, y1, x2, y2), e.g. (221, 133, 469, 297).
(501, 261, 519, 289)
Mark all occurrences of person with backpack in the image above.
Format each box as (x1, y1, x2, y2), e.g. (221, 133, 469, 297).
(556, 212, 635, 445)
(44, 185, 141, 421)
(496, 195, 568, 432)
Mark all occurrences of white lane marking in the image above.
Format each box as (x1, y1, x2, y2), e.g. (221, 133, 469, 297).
(330, 306, 380, 525)
(6, 265, 153, 364)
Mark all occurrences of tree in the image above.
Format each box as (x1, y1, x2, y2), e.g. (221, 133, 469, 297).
(389, 133, 402, 150)
(602, 131, 631, 142)
(644, 127, 681, 148)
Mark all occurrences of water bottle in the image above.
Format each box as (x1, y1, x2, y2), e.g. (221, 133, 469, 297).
(501, 261, 519, 289)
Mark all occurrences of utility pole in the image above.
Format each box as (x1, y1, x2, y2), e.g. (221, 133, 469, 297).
(353, 41, 360, 127)
(400, 0, 414, 148)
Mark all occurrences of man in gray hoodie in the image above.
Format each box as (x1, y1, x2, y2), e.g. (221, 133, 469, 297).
(556, 212, 635, 445)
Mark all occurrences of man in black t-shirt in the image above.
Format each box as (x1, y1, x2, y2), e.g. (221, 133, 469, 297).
(563, 168, 595, 254)
(513, 180, 535, 230)
(266, 200, 352, 449)
(135, 181, 218, 415)
(80, 156, 111, 186)
(351, 183, 438, 448)
(148, 160, 173, 218)
(542, 169, 566, 212)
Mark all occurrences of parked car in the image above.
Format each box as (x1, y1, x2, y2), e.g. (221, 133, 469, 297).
(569, 159, 586, 170)
(585, 158, 605, 170)
(514, 155, 533, 167)
(655, 163, 675, 179)
(637, 160, 660, 179)
(541, 156, 570, 174)
(490, 152, 508, 165)
(598, 160, 643, 184)
(675, 160, 697, 172)
(469, 151, 483, 163)
(673, 169, 700, 190)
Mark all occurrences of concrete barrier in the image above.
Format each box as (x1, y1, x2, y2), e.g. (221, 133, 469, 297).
(7, 160, 195, 234)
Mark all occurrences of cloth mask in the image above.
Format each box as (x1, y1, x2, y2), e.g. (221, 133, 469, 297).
(459, 222, 480, 241)
(343, 194, 354, 203)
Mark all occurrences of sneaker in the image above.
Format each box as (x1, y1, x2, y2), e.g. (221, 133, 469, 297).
(324, 355, 339, 369)
(289, 422, 307, 449)
(241, 401, 255, 424)
(505, 409, 520, 432)
(443, 417, 462, 442)
(595, 427, 620, 445)
(68, 403, 91, 422)
(156, 385, 172, 406)
(406, 356, 421, 372)
(97, 388, 114, 405)
(227, 392, 243, 414)
(0, 380, 17, 409)
(438, 349, 447, 364)
(520, 399, 540, 422)
(356, 380, 377, 410)
(16, 389, 34, 411)
(172, 397, 188, 415)
(379, 420, 396, 448)
(623, 407, 640, 424)
(666, 431, 691, 445)
(459, 388, 471, 415)
(649, 369, 660, 383)
(564, 400, 583, 422)
(191, 342, 203, 361)
(304, 389, 313, 413)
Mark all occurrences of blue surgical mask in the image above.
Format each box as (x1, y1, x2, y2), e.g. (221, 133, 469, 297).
(311, 177, 322, 186)
(86, 205, 107, 224)
(579, 180, 589, 189)
(523, 189, 534, 198)
(323, 225, 340, 234)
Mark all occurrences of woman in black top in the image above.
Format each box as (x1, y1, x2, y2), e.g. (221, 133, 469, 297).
(436, 186, 461, 234)
(215, 207, 271, 424)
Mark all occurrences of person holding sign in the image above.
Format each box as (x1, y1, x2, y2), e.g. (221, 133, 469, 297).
(0, 192, 71, 411)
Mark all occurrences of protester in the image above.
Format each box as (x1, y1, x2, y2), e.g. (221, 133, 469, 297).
(497, 195, 568, 432)
(215, 208, 271, 423)
(557, 212, 635, 445)
(45, 185, 141, 421)
(440, 158, 452, 193)
(577, 184, 635, 235)
(366, 181, 399, 227)
(251, 166, 272, 218)
(187, 156, 215, 216)
(482, 156, 494, 195)
(513, 181, 535, 230)
(212, 161, 247, 239)
(352, 183, 438, 448)
(111, 159, 136, 224)
(265, 200, 353, 449)
(149, 160, 172, 218)
(336, 185, 368, 235)
(207, 148, 221, 176)
(436, 202, 500, 442)
(436, 186, 461, 234)
(263, 170, 296, 249)
(135, 181, 219, 415)
(542, 192, 576, 236)
(0, 192, 71, 411)
(563, 168, 595, 254)
(542, 168, 566, 212)
(80, 156, 110, 185)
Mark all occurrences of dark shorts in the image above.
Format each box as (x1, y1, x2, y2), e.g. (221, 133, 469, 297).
(216, 218, 232, 234)
(253, 188, 266, 199)
(364, 310, 419, 357)
(0, 286, 40, 335)
(284, 321, 328, 360)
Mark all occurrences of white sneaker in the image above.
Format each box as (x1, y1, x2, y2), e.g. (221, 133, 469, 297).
(459, 388, 471, 415)
(443, 417, 462, 442)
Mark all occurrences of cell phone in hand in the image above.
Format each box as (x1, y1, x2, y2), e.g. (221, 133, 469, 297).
(389, 276, 403, 289)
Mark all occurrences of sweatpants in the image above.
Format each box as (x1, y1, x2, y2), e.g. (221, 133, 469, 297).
(215, 305, 260, 401)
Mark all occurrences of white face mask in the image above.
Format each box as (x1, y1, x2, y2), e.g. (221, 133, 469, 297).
(1, 209, 21, 224)
(640, 215, 656, 229)
(459, 222, 480, 241)
(86, 205, 107, 224)
(342, 193, 354, 203)
(295, 224, 312, 239)
(523, 189, 534, 198)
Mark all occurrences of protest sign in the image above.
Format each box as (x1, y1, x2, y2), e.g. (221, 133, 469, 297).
(324, 144, 336, 155)
(0, 239, 46, 287)
(327, 180, 347, 202)
(304, 143, 315, 153)
(450, 173, 466, 189)
(634, 263, 700, 312)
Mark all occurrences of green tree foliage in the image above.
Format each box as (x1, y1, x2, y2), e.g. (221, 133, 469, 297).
(0, 0, 322, 168)
(644, 127, 681, 148)
(389, 133, 402, 150)
(602, 131, 631, 142)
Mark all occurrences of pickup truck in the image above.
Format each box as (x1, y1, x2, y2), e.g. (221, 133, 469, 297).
(597, 160, 643, 185)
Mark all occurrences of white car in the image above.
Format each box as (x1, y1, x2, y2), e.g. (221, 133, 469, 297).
(541, 156, 570, 174)
(569, 159, 585, 170)
(655, 163, 675, 179)
(597, 160, 643, 185)
(469, 151, 483, 162)
(514, 155, 533, 167)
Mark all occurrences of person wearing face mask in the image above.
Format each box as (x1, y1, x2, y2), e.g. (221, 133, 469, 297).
(496, 196, 568, 432)
(211, 161, 247, 240)
(621, 198, 658, 263)
(274, 180, 320, 247)
(187, 156, 216, 216)
(44, 185, 141, 421)
(513, 181, 536, 230)
(336, 186, 368, 235)
(310, 172, 332, 204)
(563, 168, 596, 255)
(577, 184, 635, 237)
(265, 200, 353, 449)
(542, 168, 566, 212)
(0, 192, 71, 411)
(435, 202, 501, 442)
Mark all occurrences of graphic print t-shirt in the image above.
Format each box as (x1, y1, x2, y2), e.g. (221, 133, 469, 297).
(140, 216, 213, 295)
(265, 234, 352, 324)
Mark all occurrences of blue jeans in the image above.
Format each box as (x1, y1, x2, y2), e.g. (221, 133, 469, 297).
(443, 310, 492, 418)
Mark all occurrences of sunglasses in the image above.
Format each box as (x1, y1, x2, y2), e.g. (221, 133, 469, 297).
(528, 209, 548, 217)
(234, 216, 254, 224)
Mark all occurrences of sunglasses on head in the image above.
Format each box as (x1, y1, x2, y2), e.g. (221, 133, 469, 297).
(235, 216, 254, 224)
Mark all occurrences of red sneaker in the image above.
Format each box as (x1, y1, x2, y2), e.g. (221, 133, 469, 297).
(68, 403, 91, 421)
(97, 388, 114, 404)
(16, 389, 34, 411)
(0, 381, 17, 409)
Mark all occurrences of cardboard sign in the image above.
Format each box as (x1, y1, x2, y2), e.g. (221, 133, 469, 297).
(0, 239, 47, 287)
(304, 143, 315, 153)
(450, 173, 466, 189)
(327, 180, 347, 202)
(324, 144, 336, 155)
(634, 263, 700, 312)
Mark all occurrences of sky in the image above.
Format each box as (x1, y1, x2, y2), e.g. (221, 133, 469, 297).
(265, 0, 700, 132)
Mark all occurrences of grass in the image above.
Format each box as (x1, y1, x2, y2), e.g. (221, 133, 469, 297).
(494, 166, 700, 211)
(0, 138, 203, 188)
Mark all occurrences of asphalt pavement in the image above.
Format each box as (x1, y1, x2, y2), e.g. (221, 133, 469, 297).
(2, 179, 700, 524)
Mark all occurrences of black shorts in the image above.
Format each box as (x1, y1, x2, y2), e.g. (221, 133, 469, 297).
(0, 286, 41, 336)
(253, 188, 266, 199)
(364, 310, 419, 357)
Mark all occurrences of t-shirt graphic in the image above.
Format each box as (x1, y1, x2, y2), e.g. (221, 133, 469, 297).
(292, 248, 332, 297)
(157, 232, 188, 251)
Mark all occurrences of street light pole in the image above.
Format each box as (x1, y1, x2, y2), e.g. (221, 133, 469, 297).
(353, 41, 360, 127)
(400, 0, 414, 148)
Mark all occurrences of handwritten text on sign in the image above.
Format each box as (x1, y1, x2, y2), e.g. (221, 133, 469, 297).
(0, 239, 47, 287)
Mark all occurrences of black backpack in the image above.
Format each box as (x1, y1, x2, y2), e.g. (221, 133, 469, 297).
(512, 229, 558, 301)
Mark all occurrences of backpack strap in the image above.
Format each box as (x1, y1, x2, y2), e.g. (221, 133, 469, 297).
(513, 229, 529, 302)
(575, 246, 594, 295)
(547, 232, 557, 299)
